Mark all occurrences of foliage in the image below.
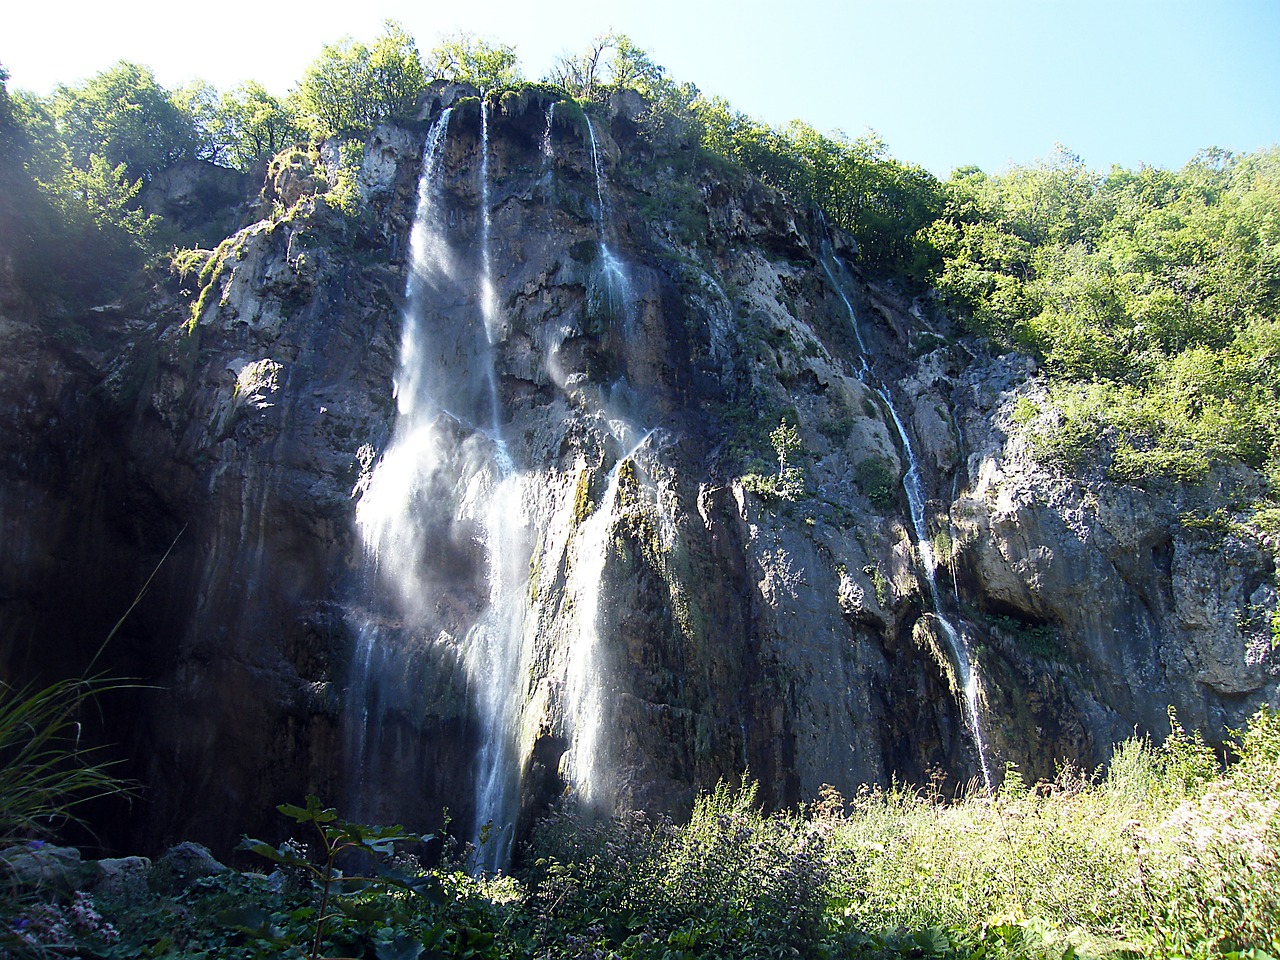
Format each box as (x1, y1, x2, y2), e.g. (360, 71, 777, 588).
(548, 33, 666, 103)
(855, 455, 899, 509)
(0, 677, 134, 847)
(521, 781, 830, 960)
(240, 795, 442, 960)
(297, 20, 427, 138)
(931, 145, 1280, 491)
(693, 98, 943, 278)
(740, 419, 807, 501)
(0, 61, 14, 136)
(425, 33, 521, 91)
(44, 60, 200, 182)
(5, 712, 1280, 958)
(1, 62, 175, 293)
(208, 81, 303, 170)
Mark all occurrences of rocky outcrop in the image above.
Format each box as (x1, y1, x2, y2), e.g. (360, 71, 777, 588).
(1, 82, 1275, 859)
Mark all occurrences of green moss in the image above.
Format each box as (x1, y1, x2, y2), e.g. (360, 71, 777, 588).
(572, 469, 594, 526)
(187, 235, 242, 333)
(990, 614, 1063, 661)
(863, 564, 890, 607)
(1011, 397, 1039, 426)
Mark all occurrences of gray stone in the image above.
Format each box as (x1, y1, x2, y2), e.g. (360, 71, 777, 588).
(156, 842, 229, 887)
(0, 843, 85, 889)
(91, 856, 152, 902)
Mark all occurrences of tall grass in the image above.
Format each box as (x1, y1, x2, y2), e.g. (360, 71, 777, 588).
(4, 706, 1277, 959)
(0, 676, 135, 847)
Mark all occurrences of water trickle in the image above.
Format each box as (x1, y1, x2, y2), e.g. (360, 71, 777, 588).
(584, 115, 635, 324)
(879, 396, 992, 791)
(820, 246, 993, 791)
(541, 102, 556, 163)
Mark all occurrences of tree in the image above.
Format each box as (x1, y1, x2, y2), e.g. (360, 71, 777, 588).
(549, 33, 668, 102)
(214, 81, 301, 169)
(50, 61, 198, 181)
(0, 62, 13, 137)
(297, 37, 373, 137)
(425, 33, 521, 90)
(367, 20, 427, 120)
(297, 22, 427, 138)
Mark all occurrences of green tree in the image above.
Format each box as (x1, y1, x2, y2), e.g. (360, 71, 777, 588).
(298, 21, 427, 138)
(213, 81, 301, 169)
(0, 62, 13, 138)
(367, 20, 428, 119)
(297, 37, 373, 136)
(50, 61, 198, 181)
(425, 33, 521, 90)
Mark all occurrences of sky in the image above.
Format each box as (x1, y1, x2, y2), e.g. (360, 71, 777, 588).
(5, 0, 1278, 177)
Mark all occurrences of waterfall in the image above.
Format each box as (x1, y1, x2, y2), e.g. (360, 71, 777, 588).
(345, 109, 455, 817)
(563, 428, 657, 808)
(541, 102, 556, 164)
(584, 114, 634, 324)
(820, 247, 993, 792)
(879, 396, 992, 791)
(348, 102, 533, 872)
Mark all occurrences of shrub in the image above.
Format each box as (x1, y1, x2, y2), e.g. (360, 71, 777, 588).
(855, 455, 898, 509)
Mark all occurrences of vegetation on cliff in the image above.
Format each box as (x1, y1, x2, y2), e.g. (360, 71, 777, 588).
(5, 707, 1279, 957)
(2, 24, 1275, 502)
(1, 22, 1278, 959)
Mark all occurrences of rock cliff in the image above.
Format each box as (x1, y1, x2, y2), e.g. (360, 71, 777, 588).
(1, 82, 1276, 858)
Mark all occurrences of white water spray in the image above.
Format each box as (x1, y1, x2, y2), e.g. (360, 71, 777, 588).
(541, 102, 556, 163)
(584, 115, 634, 323)
(348, 103, 533, 871)
(563, 428, 657, 806)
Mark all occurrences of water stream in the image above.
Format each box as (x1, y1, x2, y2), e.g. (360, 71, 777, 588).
(563, 428, 657, 808)
(584, 115, 634, 324)
(349, 102, 534, 871)
(821, 248, 993, 791)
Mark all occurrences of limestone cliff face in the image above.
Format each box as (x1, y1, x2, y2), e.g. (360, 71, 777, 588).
(1, 83, 1276, 856)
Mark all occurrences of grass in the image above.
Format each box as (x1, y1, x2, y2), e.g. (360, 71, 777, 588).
(4, 707, 1279, 959)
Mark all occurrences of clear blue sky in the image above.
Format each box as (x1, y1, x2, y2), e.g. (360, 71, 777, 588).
(6, 0, 1278, 177)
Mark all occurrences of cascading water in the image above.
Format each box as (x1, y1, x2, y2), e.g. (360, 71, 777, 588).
(348, 102, 533, 872)
(563, 428, 657, 809)
(541, 102, 556, 166)
(464, 99, 532, 870)
(346, 109, 456, 817)
(584, 115, 634, 323)
(820, 247, 993, 791)
(880, 397, 993, 791)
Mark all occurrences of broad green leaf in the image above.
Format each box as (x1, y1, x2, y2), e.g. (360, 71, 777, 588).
(376, 933, 426, 960)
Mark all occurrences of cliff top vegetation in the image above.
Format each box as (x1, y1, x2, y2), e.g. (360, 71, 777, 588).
(1, 23, 1277, 519)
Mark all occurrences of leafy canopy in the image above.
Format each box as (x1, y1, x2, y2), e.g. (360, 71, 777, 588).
(297, 20, 427, 138)
(424, 33, 521, 90)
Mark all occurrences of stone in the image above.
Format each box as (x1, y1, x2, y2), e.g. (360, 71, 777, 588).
(0, 843, 86, 890)
(155, 842, 228, 888)
(91, 856, 152, 902)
